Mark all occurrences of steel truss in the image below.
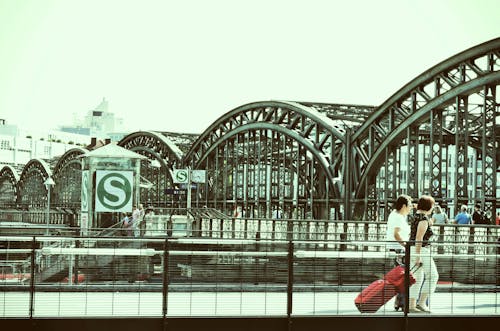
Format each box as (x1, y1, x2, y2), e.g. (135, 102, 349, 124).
(351, 37, 499, 222)
(17, 159, 53, 209)
(0, 165, 19, 208)
(119, 131, 197, 209)
(0, 38, 498, 222)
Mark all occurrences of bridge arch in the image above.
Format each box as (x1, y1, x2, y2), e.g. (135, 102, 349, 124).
(184, 101, 348, 219)
(119, 131, 185, 208)
(2, 40, 497, 224)
(52, 147, 87, 209)
(0, 165, 20, 208)
(18, 158, 53, 209)
(351, 37, 500, 221)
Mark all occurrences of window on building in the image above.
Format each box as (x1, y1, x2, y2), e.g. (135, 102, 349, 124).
(1, 140, 10, 149)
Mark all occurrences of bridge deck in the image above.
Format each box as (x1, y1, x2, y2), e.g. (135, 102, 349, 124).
(1, 289, 498, 317)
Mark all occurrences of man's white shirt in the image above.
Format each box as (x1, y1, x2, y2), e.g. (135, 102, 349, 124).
(385, 209, 410, 250)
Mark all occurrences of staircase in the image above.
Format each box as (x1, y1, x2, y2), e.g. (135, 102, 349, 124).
(36, 222, 152, 283)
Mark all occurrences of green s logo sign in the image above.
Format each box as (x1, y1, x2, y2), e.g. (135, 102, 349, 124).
(96, 172, 132, 210)
(176, 170, 188, 183)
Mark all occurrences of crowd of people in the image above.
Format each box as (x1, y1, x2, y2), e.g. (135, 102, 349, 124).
(427, 203, 498, 226)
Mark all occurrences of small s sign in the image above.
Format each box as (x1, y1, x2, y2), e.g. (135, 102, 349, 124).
(173, 169, 189, 184)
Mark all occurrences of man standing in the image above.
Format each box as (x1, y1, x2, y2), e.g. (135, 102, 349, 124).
(131, 205, 141, 237)
(385, 194, 413, 252)
(138, 204, 146, 236)
(455, 205, 471, 224)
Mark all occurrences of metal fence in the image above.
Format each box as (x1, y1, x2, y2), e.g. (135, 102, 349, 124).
(195, 218, 499, 254)
(1, 235, 499, 319)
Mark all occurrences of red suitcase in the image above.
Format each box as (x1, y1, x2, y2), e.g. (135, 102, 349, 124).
(354, 265, 417, 313)
(384, 265, 416, 293)
(354, 279, 398, 313)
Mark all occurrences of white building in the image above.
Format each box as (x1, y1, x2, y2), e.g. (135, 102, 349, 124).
(1, 99, 129, 169)
(60, 98, 126, 141)
(0, 119, 92, 169)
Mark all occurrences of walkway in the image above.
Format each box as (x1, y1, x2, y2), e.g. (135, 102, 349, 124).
(2, 287, 498, 317)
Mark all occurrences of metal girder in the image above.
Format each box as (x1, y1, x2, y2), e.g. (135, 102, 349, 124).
(52, 148, 87, 209)
(18, 159, 53, 208)
(1, 39, 499, 222)
(118, 131, 193, 208)
(181, 100, 364, 218)
(119, 131, 191, 161)
(53, 148, 87, 174)
(185, 122, 341, 219)
(354, 71, 500, 198)
(351, 37, 499, 220)
(184, 101, 349, 168)
(352, 38, 500, 142)
(0, 165, 20, 207)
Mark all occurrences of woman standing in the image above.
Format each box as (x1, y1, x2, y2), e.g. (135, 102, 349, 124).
(409, 195, 439, 313)
(431, 205, 448, 225)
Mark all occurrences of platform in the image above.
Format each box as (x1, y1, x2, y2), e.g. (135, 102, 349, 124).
(1, 287, 499, 317)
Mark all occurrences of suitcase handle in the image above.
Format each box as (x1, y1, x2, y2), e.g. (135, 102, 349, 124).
(410, 264, 421, 272)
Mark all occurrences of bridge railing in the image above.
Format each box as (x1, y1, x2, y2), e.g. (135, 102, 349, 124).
(2, 211, 499, 256)
(193, 217, 499, 255)
(2, 209, 499, 250)
(0, 209, 76, 227)
(1, 235, 498, 319)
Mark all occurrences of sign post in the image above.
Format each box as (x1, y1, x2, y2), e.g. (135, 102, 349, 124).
(187, 169, 192, 211)
(81, 170, 90, 236)
(173, 168, 191, 210)
(173, 169, 206, 212)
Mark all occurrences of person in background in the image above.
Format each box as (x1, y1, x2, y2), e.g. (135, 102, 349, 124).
(496, 212, 500, 226)
(409, 195, 439, 313)
(121, 212, 132, 237)
(131, 205, 141, 237)
(233, 205, 242, 218)
(272, 206, 283, 219)
(143, 207, 155, 236)
(472, 204, 489, 225)
(385, 195, 413, 253)
(432, 205, 448, 225)
(454, 205, 471, 224)
(137, 203, 146, 236)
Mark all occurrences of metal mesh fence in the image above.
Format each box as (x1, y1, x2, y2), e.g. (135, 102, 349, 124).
(1, 234, 499, 318)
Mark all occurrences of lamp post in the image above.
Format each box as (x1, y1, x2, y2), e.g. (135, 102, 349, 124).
(44, 177, 55, 236)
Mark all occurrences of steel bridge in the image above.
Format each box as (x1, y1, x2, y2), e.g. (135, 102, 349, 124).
(0, 38, 499, 227)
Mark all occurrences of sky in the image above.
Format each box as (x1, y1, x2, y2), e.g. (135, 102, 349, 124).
(0, 0, 499, 135)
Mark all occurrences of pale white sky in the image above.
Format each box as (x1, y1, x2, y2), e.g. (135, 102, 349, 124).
(0, 0, 499, 134)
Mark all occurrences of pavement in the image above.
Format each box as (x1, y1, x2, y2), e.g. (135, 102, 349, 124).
(1, 288, 498, 318)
